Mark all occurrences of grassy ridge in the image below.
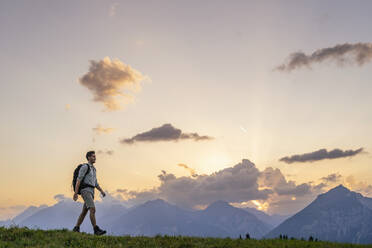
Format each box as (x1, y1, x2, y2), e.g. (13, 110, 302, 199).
(0, 227, 371, 248)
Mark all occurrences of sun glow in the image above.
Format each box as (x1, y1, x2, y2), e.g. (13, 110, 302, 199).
(251, 200, 269, 211)
(198, 152, 233, 174)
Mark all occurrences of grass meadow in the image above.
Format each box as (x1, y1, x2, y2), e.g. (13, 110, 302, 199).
(1, 227, 371, 248)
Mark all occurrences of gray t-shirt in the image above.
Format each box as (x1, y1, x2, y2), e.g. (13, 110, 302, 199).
(77, 163, 99, 196)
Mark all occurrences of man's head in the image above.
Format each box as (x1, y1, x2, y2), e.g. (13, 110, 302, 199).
(86, 151, 96, 164)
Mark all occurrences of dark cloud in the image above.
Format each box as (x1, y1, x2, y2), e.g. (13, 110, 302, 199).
(116, 159, 272, 209)
(321, 173, 342, 183)
(158, 170, 177, 182)
(114, 159, 326, 214)
(100, 172, 372, 213)
(257, 167, 326, 214)
(276, 43, 372, 72)
(79, 57, 148, 111)
(313, 182, 327, 192)
(120, 123, 214, 144)
(258, 167, 312, 197)
(279, 148, 364, 164)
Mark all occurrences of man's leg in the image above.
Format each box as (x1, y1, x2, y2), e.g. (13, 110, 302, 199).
(75, 204, 89, 227)
(90, 207, 106, 235)
(81, 191, 105, 235)
(80, 191, 97, 228)
(89, 207, 97, 227)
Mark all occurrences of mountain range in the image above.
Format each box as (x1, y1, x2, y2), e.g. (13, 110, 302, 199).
(2, 185, 372, 243)
(108, 199, 272, 238)
(0, 198, 275, 238)
(265, 185, 372, 244)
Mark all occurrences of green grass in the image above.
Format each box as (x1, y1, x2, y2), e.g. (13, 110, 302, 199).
(0, 227, 371, 248)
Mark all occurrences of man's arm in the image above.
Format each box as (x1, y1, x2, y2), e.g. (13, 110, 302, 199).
(73, 179, 81, 201)
(96, 184, 106, 197)
(75, 179, 81, 194)
(93, 168, 105, 197)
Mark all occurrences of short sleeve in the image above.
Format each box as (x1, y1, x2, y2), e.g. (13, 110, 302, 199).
(77, 164, 88, 181)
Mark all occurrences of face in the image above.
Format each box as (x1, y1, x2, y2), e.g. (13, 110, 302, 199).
(88, 153, 96, 164)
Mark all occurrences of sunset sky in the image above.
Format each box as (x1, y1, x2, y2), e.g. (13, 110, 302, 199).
(1, 0, 372, 220)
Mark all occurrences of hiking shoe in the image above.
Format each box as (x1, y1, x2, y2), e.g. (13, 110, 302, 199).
(73, 226, 80, 232)
(94, 225, 106, 235)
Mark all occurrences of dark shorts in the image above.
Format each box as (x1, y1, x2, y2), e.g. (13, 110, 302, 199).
(81, 190, 95, 209)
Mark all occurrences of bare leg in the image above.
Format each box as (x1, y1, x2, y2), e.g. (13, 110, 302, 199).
(75, 205, 89, 227)
(89, 207, 96, 227)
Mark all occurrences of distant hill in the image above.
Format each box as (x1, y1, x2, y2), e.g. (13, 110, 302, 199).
(264, 185, 372, 244)
(110, 199, 271, 238)
(4, 198, 271, 238)
(195, 200, 271, 238)
(18, 200, 127, 233)
(19, 201, 81, 230)
(0, 205, 48, 228)
(13, 205, 48, 224)
(110, 199, 200, 236)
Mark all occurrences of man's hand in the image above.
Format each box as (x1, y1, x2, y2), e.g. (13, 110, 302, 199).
(73, 193, 78, 201)
(96, 185, 106, 197)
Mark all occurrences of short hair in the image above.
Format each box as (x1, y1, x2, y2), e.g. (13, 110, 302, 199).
(86, 151, 95, 160)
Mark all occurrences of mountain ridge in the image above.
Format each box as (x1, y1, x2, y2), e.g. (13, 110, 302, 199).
(265, 184, 372, 244)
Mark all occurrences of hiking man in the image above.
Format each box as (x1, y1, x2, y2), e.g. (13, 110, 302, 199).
(72, 151, 107, 235)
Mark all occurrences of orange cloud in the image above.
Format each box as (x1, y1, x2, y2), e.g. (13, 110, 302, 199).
(177, 163, 198, 177)
(79, 57, 149, 111)
(93, 125, 115, 135)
